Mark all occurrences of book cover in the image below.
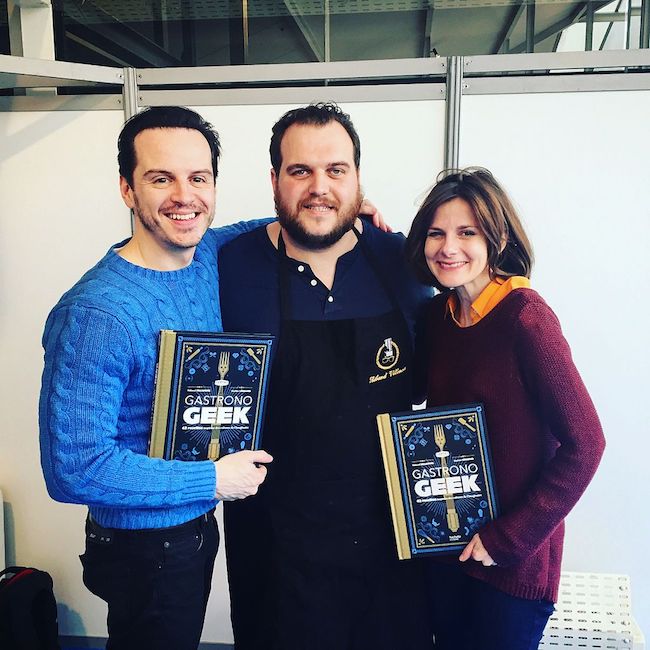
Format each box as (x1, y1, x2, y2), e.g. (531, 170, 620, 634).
(377, 403, 498, 559)
(149, 330, 274, 461)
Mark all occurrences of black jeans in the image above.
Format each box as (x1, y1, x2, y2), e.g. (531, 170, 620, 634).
(426, 563, 554, 650)
(80, 511, 219, 650)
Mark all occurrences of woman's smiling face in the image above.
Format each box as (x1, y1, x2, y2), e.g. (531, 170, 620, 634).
(424, 197, 491, 301)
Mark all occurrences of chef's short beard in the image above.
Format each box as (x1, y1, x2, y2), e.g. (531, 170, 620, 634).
(274, 191, 362, 250)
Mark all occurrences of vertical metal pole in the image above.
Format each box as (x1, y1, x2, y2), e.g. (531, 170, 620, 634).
(641, 0, 650, 47)
(444, 56, 463, 171)
(585, 1, 595, 50)
(122, 66, 140, 235)
(122, 67, 140, 121)
(526, 0, 536, 53)
(242, 0, 249, 64)
(625, 0, 633, 48)
(324, 0, 331, 63)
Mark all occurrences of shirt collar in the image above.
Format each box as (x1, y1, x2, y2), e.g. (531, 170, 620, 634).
(446, 276, 531, 326)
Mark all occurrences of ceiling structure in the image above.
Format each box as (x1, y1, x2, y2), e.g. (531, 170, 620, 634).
(1, 0, 643, 67)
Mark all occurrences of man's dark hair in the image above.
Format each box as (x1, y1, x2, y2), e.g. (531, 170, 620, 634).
(118, 106, 221, 187)
(269, 102, 361, 174)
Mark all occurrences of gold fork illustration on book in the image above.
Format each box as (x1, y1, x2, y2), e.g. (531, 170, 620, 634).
(208, 351, 230, 460)
(433, 423, 460, 533)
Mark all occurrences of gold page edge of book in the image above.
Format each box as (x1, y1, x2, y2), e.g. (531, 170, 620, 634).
(149, 330, 177, 458)
(377, 413, 412, 560)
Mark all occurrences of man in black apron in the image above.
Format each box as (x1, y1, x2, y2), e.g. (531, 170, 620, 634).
(219, 103, 432, 650)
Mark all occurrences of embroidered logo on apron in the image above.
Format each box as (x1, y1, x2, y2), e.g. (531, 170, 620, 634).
(376, 337, 400, 371)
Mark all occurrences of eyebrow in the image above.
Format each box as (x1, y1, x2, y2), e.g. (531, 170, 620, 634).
(428, 224, 477, 230)
(285, 162, 351, 172)
(143, 169, 213, 177)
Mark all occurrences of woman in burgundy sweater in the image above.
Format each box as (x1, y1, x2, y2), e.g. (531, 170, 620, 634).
(404, 168, 605, 650)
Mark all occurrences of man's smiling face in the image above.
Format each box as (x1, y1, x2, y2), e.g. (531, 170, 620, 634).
(120, 127, 216, 259)
(271, 121, 362, 250)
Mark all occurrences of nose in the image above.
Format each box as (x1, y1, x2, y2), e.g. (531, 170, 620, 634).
(170, 179, 194, 204)
(440, 235, 459, 257)
(308, 170, 329, 196)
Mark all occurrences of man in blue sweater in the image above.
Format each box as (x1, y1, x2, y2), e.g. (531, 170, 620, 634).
(39, 107, 272, 650)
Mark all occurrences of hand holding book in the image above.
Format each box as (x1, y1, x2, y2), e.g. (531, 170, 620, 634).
(215, 450, 273, 501)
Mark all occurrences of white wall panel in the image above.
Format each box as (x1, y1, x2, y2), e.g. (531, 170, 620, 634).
(0, 109, 129, 637)
(460, 90, 650, 635)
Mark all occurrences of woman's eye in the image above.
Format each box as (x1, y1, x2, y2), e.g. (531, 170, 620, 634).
(427, 231, 443, 238)
(460, 230, 477, 237)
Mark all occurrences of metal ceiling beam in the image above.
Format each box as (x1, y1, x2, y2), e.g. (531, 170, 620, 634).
(509, 3, 587, 54)
(599, 0, 623, 49)
(580, 8, 640, 21)
(423, 2, 436, 57)
(283, 0, 325, 62)
(492, 1, 525, 54)
(62, 0, 181, 68)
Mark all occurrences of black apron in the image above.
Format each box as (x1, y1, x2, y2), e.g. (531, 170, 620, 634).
(265, 229, 413, 566)
(225, 229, 431, 650)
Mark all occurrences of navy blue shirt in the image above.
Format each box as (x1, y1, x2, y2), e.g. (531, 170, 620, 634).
(218, 224, 431, 348)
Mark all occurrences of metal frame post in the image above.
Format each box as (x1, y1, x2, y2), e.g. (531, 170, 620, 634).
(641, 0, 650, 47)
(526, 0, 536, 53)
(324, 0, 331, 63)
(586, 1, 595, 51)
(122, 66, 140, 120)
(444, 56, 463, 170)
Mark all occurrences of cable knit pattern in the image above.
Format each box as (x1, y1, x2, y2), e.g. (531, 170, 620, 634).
(426, 288, 605, 602)
(39, 222, 270, 529)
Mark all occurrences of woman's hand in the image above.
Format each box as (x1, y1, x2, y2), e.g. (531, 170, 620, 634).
(459, 533, 497, 566)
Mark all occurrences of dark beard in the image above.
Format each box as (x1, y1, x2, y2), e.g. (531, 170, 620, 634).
(274, 193, 362, 250)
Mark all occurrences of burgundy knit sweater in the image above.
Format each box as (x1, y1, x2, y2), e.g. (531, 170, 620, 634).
(426, 288, 605, 602)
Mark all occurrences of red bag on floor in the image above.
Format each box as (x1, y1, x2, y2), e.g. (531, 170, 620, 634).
(0, 566, 60, 649)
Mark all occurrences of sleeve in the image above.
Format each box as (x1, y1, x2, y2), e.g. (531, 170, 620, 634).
(478, 299, 605, 566)
(39, 305, 216, 508)
(210, 217, 275, 249)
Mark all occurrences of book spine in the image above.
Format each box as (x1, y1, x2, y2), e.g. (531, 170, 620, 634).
(148, 330, 178, 459)
(377, 413, 412, 560)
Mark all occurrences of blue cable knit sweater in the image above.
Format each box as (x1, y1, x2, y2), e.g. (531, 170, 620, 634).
(39, 223, 267, 530)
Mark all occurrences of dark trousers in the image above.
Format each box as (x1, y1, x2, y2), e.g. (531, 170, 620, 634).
(272, 549, 433, 650)
(80, 511, 219, 650)
(426, 563, 554, 650)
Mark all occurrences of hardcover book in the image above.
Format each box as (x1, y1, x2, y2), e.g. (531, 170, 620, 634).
(149, 330, 274, 462)
(377, 403, 498, 559)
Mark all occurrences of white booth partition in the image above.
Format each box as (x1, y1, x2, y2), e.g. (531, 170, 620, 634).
(460, 87, 650, 635)
(0, 108, 130, 638)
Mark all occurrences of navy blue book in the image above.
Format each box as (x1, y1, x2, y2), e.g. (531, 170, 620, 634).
(149, 331, 273, 461)
(377, 403, 498, 559)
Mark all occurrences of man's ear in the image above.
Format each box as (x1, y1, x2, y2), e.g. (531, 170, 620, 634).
(270, 168, 278, 194)
(119, 176, 135, 209)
